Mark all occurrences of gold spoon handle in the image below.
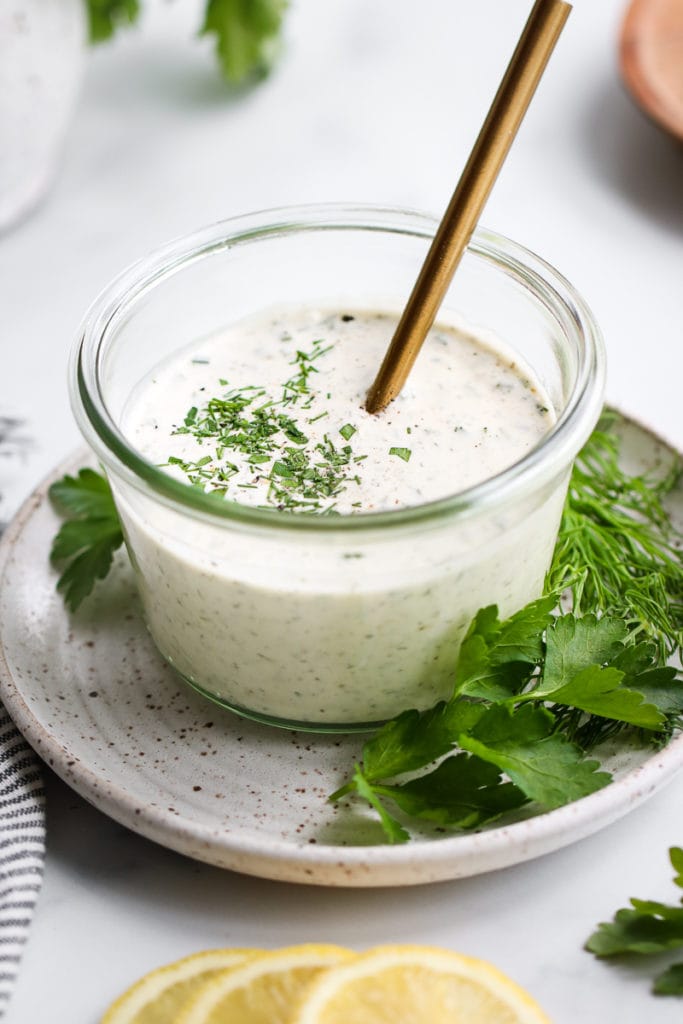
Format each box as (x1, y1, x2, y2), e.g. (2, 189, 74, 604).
(365, 0, 572, 415)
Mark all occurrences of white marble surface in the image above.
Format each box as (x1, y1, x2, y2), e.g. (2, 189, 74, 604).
(1, 0, 682, 1020)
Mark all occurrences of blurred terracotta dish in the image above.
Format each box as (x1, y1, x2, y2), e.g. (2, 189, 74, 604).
(620, 0, 683, 141)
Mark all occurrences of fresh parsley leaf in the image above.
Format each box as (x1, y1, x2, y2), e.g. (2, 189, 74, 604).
(586, 848, 683, 996)
(612, 647, 683, 720)
(50, 518, 119, 562)
(375, 753, 527, 828)
(52, 535, 123, 613)
(50, 468, 119, 519)
(586, 900, 683, 957)
(49, 470, 123, 613)
(522, 615, 670, 733)
(542, 614, 628, 691)
(532, 665, 665, 731)
(201, 0, 287, 83)
(456, 648, 531, 703)
(653, 964, 683, 996)
(458, 704, 610, 808)
(348, 765, 409, 844)
(339, 424, 356, 441)
(612, 641, 662, 679)
(360, 700, 484, 783)
(86, 0, 140, 43)
(454, 597, 555, 701)
(493, 595, 558, 663)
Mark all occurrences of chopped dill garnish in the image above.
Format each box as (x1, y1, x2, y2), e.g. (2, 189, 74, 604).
(389, 447, 412, 462)
(168, 338, 365, 513)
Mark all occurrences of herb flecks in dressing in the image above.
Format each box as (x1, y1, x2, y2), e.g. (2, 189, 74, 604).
(128, 309, 553, 514)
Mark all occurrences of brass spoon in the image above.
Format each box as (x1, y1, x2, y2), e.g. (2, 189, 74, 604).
(365, 0, 572, 415)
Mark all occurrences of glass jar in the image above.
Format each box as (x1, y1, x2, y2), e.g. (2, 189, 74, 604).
(71, 204, 605, 731)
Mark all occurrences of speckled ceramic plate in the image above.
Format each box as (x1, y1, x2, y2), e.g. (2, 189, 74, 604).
(0, 414, 681, 887)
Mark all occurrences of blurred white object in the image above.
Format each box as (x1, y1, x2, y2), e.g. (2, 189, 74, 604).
(0, 0, 86, 231)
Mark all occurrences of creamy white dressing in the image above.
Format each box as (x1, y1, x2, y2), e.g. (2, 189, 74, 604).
(125, 308, 552, 514)
(116, 307, 565, 727)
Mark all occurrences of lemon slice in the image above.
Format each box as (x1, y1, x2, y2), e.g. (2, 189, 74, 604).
(102, 948, 258, 1024)
(288, 944, 550, 1024)
(178, 944, 355, 1024)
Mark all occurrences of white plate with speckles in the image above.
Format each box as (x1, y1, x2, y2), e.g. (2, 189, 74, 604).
(0, 414, 682, 887)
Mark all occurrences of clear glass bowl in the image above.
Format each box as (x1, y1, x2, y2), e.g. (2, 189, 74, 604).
(70, 204, 605, 732)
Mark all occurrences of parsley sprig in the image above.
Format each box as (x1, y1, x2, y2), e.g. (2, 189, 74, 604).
(332, 417, 683, 842)
(201, 0, 287, 83)
(586, 847, 683, 996)
(49, 469, 123, 612)
(86, 0, 139, 42)
(86, 0, 287, 83)
(332, 601, 682, 840)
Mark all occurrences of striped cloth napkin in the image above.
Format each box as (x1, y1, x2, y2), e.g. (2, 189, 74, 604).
(0, 418, 46, 1017)
(0, 713, 44, 1018)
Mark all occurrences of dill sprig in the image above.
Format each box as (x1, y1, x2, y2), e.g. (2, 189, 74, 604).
(547, 414, 683, 660)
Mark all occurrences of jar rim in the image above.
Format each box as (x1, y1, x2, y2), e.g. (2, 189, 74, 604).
(71, 202, 606, 534)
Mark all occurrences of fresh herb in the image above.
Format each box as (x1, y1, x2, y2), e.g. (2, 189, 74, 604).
(367, 753, 528, 830)
(547, 415, 682, 660)
(201, 0, 287, 83)
(389, 447, 411, 462)
(49, 470, 123, 612)
(86, 0, 287, 83)
(332, 418, 683, 843)
(170, 339, 363, 513)
(86, 0, 139, 42)
(349, 765, 410, 844)
(585, 847, 683, 996)
(332, 596, 683, 842)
